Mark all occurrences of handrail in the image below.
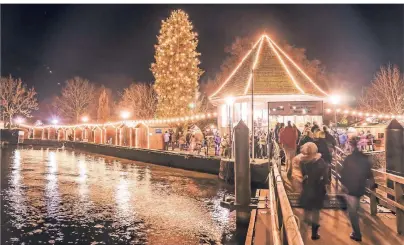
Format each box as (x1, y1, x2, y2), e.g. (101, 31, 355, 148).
(331, 145, 404, 234)
(270, 141, 304, 245)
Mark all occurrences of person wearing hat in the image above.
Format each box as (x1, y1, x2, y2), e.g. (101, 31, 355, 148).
(294, 142, 328, 240)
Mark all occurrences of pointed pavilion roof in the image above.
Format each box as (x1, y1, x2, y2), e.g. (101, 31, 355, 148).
(209, 35, 329, 102)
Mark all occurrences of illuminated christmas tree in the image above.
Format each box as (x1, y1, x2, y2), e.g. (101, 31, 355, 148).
(151, 9, 203, 118)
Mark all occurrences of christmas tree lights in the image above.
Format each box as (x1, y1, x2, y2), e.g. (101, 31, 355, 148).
(151, 10, 203, 118)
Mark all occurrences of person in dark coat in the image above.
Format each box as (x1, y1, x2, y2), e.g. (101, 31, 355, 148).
(311, 121, 320, 133)
(313, 131, 332, 182)
(341, 138, 375, 242)
(323, 126, 337, 151)
(294, 142, 328, 240)
(297, 129, 314, 154)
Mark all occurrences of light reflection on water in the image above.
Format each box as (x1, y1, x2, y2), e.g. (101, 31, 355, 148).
(1, 146, 240, 244)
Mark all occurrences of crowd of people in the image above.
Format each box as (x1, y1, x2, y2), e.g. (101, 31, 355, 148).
(272, 121, 375, 242)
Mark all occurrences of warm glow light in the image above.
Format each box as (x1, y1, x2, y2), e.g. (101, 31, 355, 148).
(14, 117, 25, 124)
(266, 36, 305, 94)
(266, 35, 329, 96)
(81, 116, 89, 123)
(225, 96, 235, 106)
(210, 36, 263, 99)
(326, 108, 332, 113)
(244, 35, 265, 94)
(52, 119, 59, 125)
(188, 103, 195, 109)
(336, 108, 341, 113)
(329, 94, 341, 105)
(344, 110, 349, 114)
(120, 111, 130, 119)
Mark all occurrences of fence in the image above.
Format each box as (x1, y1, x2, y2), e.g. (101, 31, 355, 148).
(331, 146, 404, 234)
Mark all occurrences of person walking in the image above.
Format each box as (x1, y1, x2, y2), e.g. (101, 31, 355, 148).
(338, 130, 348, 151)
(366, 130, 375, 151)
(214, 132, 221, 156)
(294, 142, 328, 240)
(274, 123, 280, 143)
(279, 121, 298, 177)
(297, 129, 314, 154)
(340, 138, 375, 242)
(163, 131, 170, 151)
(171, 130, 177, 151)
(259, 133, 267, 158)
(313, 131, 333, 183)
(323, 126, 337, 153)
(178, 132, 186, 151)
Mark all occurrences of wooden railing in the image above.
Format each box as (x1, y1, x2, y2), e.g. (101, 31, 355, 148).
(269, 141, 304, 245)
(331, 146, 404, 234)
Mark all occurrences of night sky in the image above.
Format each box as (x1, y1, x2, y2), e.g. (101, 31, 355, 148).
(1, 4, 403, 101)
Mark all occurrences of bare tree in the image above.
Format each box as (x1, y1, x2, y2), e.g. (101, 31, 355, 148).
(54, 77, 95, 123)
(359, 64, 404, 114)
(0, 76, 38, 128)
(118, 83, 157, 119)
(97, 87, 111, 123)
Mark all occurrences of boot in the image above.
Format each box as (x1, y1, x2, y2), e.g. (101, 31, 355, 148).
(311, 224, 320, 240)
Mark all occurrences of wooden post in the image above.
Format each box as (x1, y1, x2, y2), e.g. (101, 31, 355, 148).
(234, 120, 251, 224)
(370, 187, 378, 216)
(394, 182, 404, 234)
(129, 128, 133, 147)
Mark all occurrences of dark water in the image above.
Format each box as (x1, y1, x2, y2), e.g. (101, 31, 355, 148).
(1, 146, 244, 245)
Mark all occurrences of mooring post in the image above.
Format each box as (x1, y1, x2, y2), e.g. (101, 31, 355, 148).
(385, 119, 404, 234)
(234, 120, 251, 224)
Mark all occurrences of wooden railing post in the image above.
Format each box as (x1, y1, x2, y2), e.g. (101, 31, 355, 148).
(394, 182, 404, 234)
(370, 185, 378, 216)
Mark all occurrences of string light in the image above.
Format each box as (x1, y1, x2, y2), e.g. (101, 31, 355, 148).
(21, 111, 219, 130)
(325, 107, 404, 119)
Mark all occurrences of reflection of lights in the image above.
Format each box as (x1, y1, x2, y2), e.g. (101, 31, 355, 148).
(45, 151, 60, 217)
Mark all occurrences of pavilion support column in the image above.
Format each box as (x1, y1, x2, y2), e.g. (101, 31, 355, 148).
(115, 128, 119, 146)
(47, 128, 50, 140)
(32, 128, 35, 139)
(73, 129, 76, 141)
(129, 128, 133, 147)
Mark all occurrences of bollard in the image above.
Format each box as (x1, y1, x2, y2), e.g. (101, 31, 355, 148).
(234, 120, 251, 224)
(385, 119, 404, 177)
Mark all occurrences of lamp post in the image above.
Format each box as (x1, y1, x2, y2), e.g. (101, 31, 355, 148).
(330, 94, 341, 128)
(226, 96, 234, 159)
(120, 111, 130, 146)
(251, 68, 255, 162)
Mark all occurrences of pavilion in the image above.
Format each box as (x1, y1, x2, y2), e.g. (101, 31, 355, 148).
(209, 35, 330, 134)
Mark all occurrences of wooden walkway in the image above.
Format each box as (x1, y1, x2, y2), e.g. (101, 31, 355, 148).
(283, 164, 404, 245)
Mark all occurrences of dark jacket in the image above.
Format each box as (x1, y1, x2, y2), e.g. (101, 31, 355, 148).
(325, 131, 337, 148)
(314, 139, 332, 163)
(341, 149, 374, 197)
(297, 136, 313, 154)
(299, 157, 328, 210)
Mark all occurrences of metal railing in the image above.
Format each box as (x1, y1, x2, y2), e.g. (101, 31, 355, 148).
(331, 146, 404, 234)
(269, 141, 304, 245)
